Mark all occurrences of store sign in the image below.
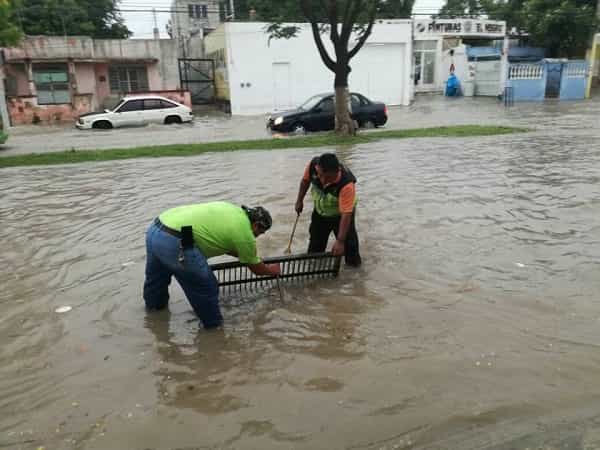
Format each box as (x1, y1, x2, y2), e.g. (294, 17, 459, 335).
(414, 19, 506, 37)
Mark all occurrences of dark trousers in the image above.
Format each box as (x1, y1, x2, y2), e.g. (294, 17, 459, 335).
(308, 210, 362, 266)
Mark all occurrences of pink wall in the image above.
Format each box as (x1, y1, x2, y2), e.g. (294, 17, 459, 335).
(4, 64, 31, 96)
(8, 94, 92, 126)
(94, 63, 111, 108)
(75, 63, 96, 94)
(147, 63, 162, 91)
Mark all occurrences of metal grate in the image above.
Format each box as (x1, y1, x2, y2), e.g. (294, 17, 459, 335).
(210, 252, 342, 295)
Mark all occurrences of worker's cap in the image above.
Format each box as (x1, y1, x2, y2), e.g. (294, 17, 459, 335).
(242, 205, 273, 231)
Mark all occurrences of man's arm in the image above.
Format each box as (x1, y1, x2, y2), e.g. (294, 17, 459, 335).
(247, 262, 281, 276)
(295, 163, 312, 214)
(332, 183, 356, 256)
(332, 213, 352, 256)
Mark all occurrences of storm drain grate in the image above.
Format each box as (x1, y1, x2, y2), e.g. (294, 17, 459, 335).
(210, 252, 341, 295)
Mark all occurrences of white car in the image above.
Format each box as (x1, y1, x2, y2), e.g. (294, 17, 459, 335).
(76, 95, 194, 129)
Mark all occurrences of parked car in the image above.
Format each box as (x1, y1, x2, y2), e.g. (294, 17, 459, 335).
(267, 92, 387, 133)
(76, 95, 194, 129)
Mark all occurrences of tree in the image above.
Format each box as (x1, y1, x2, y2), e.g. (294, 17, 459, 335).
(436, 0, 482, 18)
(519, 0, 597, 57)
(264, 0, 414, 135)
(0, 0, 21, 46)
(11, 0, 131, 39)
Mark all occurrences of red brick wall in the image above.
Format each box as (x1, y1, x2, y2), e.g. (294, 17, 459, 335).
(8, 94, 93, 126)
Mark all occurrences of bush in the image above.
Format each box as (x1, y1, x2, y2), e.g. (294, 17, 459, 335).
(0, 131, 7, 145)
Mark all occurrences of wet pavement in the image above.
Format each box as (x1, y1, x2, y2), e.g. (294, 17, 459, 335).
(1, 97, 600, 449)
(1, 95, 600, 156)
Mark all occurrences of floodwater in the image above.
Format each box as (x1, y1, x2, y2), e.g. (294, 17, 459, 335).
(1, 99, 600, 449)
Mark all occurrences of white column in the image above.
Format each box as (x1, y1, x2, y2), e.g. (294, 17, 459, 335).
(0, 65, 11, 129)
(499, 36, 509, 96)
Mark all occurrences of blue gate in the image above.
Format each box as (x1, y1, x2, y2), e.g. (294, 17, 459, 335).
(545, 62, 563, 98)
(507, 63, 546, 101)
(559, 61, 588, 100)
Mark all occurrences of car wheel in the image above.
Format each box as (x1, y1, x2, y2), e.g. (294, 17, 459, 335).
(164, 115, 182, 125)
(92, 120, 113, 130)
(361, 119, 376, 129)
(291, 123, 306, 135)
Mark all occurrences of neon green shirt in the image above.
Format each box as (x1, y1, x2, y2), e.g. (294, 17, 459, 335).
(159, 202, 260, 264)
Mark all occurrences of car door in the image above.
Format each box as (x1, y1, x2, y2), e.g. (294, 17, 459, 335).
(142, 99, 165, 124)
(308, 96, 335, 131)
(112, 99, 144, 127)
(350, 94, 364, 123)
(160, 99, 180, 121)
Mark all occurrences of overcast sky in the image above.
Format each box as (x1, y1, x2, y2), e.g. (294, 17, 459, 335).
(120, 0, 445, 39)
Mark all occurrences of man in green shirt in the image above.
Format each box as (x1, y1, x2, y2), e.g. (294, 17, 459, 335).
(143, 202, 280, 328)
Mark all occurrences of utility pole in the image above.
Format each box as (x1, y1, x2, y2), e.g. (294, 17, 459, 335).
(153, 8, 160, 39)
(229, 0, 235, 20)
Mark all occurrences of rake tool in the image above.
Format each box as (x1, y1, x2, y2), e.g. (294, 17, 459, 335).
(210, 252, 342, 296)
(284, 213, 301, 254)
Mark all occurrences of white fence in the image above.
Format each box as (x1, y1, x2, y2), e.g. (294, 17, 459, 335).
(509, 64, 543, 80)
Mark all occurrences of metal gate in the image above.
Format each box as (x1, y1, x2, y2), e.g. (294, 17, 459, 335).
(178, 59, 215, 105)
(473, 59, 502, 96)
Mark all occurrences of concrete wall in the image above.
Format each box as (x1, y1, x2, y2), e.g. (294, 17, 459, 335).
(204, 23, 229, 101)
(222, 21, 412, 115)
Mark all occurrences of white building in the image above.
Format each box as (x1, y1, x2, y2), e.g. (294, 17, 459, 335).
(412, 19, 507, 95)
(205, 21, 413, 115)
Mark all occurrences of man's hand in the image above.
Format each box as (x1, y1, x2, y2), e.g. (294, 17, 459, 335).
(268, 263, 281, 276)
(332, 239, 345, 256)
(295, 199, 304, 215)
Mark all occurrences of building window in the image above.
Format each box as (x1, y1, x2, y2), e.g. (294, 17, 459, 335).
(189, 4, 207, 18)
(414, 40, 437, 86)
(33, 65, 71, 105)
(108, 66, 149, 93)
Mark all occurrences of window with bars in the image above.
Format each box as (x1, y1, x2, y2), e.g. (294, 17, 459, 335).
(33, 65, 71, 105)
(189, 4, 207, 18)
(108, 66, 149, 94)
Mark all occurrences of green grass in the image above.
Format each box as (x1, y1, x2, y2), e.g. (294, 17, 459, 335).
(0, 125, 528, 169)
(0, 131, 7, 145)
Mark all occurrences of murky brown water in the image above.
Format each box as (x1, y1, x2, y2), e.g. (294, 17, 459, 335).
(1, 100, 600, 449)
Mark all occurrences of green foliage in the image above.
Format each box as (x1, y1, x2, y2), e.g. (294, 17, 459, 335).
(0, 131, 8, 145)
(0, 0, 22, 46)
(520, 0, 597, 57)
(10, 0, 131, 39)
(437, 0, 482, 18)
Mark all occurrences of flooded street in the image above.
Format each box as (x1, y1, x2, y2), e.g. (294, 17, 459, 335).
(1, 98, 600, 449)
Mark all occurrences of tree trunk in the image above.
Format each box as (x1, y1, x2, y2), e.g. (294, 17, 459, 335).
(334, 66, 355, 136)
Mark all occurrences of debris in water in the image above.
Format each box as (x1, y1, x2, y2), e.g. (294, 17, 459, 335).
(55, 306, 72, 314)
(475, 361, 481, 366)
(121, 261, 135, 268)
(515, 262, 525, 268)
(72, 402, 79, 407)
(127, 412, 133, 419)
(104, 355, 110, 361)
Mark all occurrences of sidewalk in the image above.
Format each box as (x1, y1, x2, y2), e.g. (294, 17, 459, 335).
(1, 95, 598, 157)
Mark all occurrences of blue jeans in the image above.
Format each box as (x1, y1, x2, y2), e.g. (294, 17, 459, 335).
(143, 221, 223, 328)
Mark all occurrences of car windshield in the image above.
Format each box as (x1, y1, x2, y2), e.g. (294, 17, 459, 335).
(112, 99, 126, 112)
(299, 94, 326, 111)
